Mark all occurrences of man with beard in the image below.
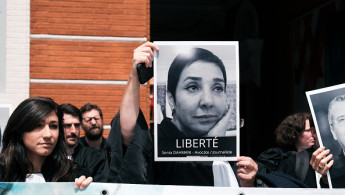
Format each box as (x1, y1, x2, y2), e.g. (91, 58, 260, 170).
(80, 103, 109, 150)
(60, 103, 109, 182)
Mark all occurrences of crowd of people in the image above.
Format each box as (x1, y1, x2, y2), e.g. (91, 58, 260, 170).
(0, 42, 343, 190)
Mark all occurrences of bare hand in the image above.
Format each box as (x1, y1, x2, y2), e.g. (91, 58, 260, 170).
(132, 42, 159, 70)
(236, 156, 258, 187)
(74, 175, 93, 190)
(310, 146, 334, 184)
(206, 105, 231, 137)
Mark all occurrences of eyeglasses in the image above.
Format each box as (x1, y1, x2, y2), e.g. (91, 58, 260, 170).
(331, 115, 345, 127)
(83, 116, 101, 123)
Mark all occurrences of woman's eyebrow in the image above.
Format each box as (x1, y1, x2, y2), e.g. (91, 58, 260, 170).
(183, 76, 201, 82)
(213, 78, 225, 83)
(183, 76, 225, 83)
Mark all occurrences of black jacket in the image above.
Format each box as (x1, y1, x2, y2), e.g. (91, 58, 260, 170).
(72, 144, 109, 182)
(276, 147, 318, 188)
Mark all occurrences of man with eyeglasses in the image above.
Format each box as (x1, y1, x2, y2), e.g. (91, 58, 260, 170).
(60, 103, 109, 182)
(80, 103, 108, 150)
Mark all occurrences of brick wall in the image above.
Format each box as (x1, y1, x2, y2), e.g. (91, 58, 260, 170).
(31, 0, 148, 37)
(30, 40, 141, 80)
(30, 0, 152, 136)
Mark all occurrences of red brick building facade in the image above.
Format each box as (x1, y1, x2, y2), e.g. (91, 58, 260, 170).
(30, 0, 152, 137)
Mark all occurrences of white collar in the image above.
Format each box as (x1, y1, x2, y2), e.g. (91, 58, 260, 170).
(25, 173, 46, 183)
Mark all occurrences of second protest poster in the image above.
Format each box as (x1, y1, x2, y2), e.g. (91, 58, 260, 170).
(153, 41, 239, 161)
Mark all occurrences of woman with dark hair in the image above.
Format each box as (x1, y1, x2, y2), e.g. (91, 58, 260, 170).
(275, 113, 316, 152)
(0, 97, 92, 189)
(159, 47, 231, 138)
(256, 112, 316, 173)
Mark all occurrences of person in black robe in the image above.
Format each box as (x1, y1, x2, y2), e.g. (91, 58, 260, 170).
(111, 42, 260, 186)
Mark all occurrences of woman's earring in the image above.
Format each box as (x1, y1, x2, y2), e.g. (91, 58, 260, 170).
(240, 118, 245, 128)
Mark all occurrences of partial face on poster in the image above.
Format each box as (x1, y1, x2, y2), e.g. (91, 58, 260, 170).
(306, 83, 345, 188)
(154, 41, 239, 161)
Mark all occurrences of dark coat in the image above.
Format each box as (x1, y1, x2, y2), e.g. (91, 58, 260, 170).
(72, 144, 109, 182)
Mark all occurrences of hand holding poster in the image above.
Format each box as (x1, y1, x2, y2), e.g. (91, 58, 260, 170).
(306, 83, 345, 188)
(153, 41, 240, 161)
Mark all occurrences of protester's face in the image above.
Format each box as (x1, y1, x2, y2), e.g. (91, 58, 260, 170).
(81, 109, 103, 139)
(63, 113, 80, 148)
(169, 61, 227, 137)
(330, 101, 345, 149)
(311, 127, 319, 148)
(23, 112, 59, 160)
(297, 119, 315, 151)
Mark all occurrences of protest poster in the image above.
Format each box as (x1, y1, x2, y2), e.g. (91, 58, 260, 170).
(153, 41, 239, 161)
(306, 83, 345, 188)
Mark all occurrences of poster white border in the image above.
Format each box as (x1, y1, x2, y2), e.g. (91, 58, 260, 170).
(306, 83, 345, 188)
(153, 41, 240, 161)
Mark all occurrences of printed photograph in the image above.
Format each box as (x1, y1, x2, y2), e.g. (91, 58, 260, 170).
(306, 83, 345, 188)
(153, 41, 239, 161)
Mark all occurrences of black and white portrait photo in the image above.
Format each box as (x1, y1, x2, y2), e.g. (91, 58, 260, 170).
(306, 83, 345, 188)
(153, 41, 239, 161)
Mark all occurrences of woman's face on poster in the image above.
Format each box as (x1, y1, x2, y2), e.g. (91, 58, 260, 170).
(169, 61, 227, 137)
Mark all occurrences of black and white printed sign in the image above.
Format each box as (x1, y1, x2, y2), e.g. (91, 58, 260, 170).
(306, 83, 345, 188)
(154, 41, 240, 161)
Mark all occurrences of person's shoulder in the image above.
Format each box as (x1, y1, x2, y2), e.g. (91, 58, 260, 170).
(86, 146, 106, 155)
(257, 147, 286, 160)
(256, 147, 289, 173)
(75, 144, 106, 158)
(158, 117, 185, 138)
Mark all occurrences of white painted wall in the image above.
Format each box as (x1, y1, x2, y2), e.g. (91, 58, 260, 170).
(0, 0, 30, 112)
(0, 0, 6, 93)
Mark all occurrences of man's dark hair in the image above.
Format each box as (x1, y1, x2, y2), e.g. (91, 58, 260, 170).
(59, 103, 82, 122)
(80, 103, 103, 120)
